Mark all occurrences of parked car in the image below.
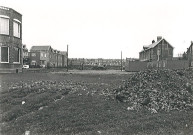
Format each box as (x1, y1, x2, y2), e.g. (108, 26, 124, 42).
(40, 65, 46, 68)
(23, 65, 29, 69)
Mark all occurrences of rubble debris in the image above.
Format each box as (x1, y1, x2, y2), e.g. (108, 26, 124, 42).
(25, 131, 30, 135)
(39, 106, 44, 110)
(22, 101, 25, 105)
(127, 107, 134, 111)
(114, 69, 193, 112)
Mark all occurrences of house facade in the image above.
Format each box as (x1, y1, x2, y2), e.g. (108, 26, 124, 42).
(139, 36, 173, 61)
(125, 36, 189, 71)
(0, 6, 22, 73)
(29, 46, 67, 68)
(22, 44, 29, 65)
(187, 42, 193, 67)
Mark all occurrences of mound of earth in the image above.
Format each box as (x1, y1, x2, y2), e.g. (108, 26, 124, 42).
(114, 69, 193, 113)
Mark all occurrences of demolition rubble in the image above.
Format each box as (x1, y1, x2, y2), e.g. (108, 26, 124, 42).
(114, 69, 193, 113)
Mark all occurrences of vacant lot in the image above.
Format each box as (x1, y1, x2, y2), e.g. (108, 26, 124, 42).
(0, 70, 193, 135)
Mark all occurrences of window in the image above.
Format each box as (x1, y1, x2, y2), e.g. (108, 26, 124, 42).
(24, 52, 28, 57)
(0, 17, 9, 35)
(13, 47, 20, 63)
(40, 60, 45, 65)
(0, 46, 9, 63)
(31, 60, 36, 65)
(13, 20, 21, 38)
(31, 53, 36, 57)
(163, 62, 166, 67)
(168, 48, 173, 56)
(41, 52, 44, 57)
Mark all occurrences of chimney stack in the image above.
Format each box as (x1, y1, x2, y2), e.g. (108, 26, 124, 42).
(157, 36, 162, 41)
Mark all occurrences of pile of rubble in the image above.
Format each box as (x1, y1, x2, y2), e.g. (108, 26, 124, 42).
(114, 69, 193, 113)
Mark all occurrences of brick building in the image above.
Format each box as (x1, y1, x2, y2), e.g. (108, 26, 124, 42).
(187, 42, 193, 67)
(0, 6, 22, 73)
(22, 44, 29, 65)
(29, 46, 67, 68)
(139, 36, 173, 61)
(125, 37, 188, 72)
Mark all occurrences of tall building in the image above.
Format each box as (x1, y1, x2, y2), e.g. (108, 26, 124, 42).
(0, 6, 22, 73)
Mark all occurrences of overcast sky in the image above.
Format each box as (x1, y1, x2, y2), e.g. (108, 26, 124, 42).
(1, 0, 193, 58)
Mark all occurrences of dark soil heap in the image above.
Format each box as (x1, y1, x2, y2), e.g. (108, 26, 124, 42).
(114, 69, 193, 113)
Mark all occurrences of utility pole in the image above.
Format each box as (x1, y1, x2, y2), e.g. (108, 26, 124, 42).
(67, 44, 69, 72)
(121, 51, 123, 71)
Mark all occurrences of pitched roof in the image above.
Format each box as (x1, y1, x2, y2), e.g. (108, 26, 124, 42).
(140, 38, 173, 53)
(59, 51, 67, 55)
(187, 42, 193, 53)
(30, 46, 51, 51)
(144, 39, 163, 49)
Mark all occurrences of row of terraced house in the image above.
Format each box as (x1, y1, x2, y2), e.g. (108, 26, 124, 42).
(69, 58, 125, 66)
(68, 58, 126, 70)
(28, 46, 67, 68)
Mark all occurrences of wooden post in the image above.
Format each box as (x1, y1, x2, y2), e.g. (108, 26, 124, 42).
(121, 51, 123, 71)
(67, 45, 68, 72)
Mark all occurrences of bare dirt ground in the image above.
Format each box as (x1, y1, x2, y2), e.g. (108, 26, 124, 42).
(54, 70, 132, 74)
(0, 70, 193, 135)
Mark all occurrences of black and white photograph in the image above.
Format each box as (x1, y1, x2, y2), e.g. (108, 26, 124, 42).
(0, 0, 193, 134)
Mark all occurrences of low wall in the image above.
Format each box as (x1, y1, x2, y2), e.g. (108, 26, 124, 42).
(167, 60, 189, 69)
(147, 60, 189, 69)
(125, 60, 189, 72)
(125, 61, 148, 72)
(0, 68, 22, 73)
